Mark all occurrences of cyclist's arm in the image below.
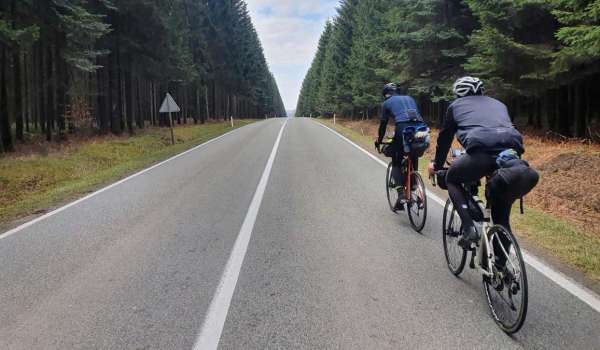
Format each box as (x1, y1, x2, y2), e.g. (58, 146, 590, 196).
(433, 105, 457, 169)
(377, 104, 390, 144)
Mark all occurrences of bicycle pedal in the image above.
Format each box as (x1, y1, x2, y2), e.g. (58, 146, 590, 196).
(458, 238, 474, 250)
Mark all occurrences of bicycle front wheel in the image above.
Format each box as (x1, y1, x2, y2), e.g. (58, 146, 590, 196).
(407, 172, 427, 232)
(484, 225, 528, 334)
(386, 162, 400, 214)
(442, 199, 467, 275)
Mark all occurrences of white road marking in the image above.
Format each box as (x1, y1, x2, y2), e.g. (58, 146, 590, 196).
(193, 119, 288, 350)
(0, 121, 262, 241)
(316, 120, 600, 314)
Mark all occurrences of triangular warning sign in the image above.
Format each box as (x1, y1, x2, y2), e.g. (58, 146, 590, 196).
(159, 93, 181, 113)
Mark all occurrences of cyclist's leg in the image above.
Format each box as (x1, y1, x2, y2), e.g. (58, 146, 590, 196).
(491, 196, 515, 267)
(446, 153, 495, 231)
(391, 149, 404, 187)
(410, 154, 419, 189)
(390, 135, 406, 191)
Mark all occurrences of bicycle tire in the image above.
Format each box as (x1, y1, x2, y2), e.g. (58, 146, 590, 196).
(386, 162, 399, 214)
(407, 172, 427, 232)
(483, 225, 528, 334)
(442, 199, 467, 275)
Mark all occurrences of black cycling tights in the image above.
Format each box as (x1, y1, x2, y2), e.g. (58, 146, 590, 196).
(446, 152, 514, 265)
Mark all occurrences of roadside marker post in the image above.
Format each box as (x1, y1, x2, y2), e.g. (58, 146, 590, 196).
(159, 92, 181, 145)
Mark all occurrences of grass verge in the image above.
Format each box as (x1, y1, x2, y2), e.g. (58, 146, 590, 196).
(317, 118, 600, 283)
(0, 120, 255, 230)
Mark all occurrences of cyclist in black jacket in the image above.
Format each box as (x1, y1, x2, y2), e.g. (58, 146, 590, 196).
(428, 77, 524, 247)
(375, 83, 425, 211)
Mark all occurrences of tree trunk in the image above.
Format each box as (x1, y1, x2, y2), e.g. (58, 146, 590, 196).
(150, 81, 155, 126)
(97, 57, 108, 133)
(24, 52, 30, 133)
(116, 43, 124, 133)
(136, 77, 143, 129)
(46, 44, 54, 142)
(10, 0, 23, 142)
(38, 42, 45, 133)
(1, 47, 13, 151)
(574, 81, 588, 138)
(204, 85, 209, 123)
(195, 86, 200, 124)
(13, 49, 23, 141)
(124, 57, 133, 135)
(558, 85, 571, 136)
(55, 42, 67, 140)
(527, 98, 534, 126)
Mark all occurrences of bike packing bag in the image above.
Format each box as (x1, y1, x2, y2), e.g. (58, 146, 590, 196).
(486, 159, 539, 202)
(402, 124, 430, 158)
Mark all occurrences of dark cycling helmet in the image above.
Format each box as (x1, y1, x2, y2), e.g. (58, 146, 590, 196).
(453, 76, 484, 97)
(382, 83, 398, 97)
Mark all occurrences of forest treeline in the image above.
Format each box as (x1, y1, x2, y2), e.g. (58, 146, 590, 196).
(0, 0, 286, 153)
(296, 0, 600, 140)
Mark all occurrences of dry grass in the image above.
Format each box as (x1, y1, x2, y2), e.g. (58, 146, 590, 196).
(0, 120, 254, 228)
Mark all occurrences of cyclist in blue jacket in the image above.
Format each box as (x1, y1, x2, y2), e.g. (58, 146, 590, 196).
(375, 83, 426, 211)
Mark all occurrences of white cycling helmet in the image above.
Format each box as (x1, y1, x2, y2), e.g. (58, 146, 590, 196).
(453, 76, 484, 97)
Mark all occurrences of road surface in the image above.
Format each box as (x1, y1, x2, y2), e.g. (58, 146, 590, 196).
(0, 118, 598, 349)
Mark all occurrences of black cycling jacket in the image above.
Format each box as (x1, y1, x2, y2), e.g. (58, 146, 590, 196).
(434, 95, 524, 170)
(378, 93, 422, 143)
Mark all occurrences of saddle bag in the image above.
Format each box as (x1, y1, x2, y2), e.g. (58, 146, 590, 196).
(486, 158, 539, 203)
(403, 125, 430, 158)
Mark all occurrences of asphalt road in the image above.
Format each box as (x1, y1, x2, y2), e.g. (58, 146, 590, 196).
(0, 118, 598, 349)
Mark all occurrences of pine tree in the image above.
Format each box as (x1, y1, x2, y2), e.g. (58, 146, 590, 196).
(317, 0, 358, 116)
(346, 0, 386, 116)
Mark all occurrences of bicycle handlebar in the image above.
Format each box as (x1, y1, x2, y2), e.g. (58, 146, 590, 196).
(374, 141, 382, 154)
(429, 168, 449, 188)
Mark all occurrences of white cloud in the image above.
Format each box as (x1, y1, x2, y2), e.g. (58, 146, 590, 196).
(245, 0, 339, 110)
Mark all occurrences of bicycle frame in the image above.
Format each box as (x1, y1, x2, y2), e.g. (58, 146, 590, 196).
(404, 157, 413, 200)
(469, 194, 517, 280)
(473, 201, 494, 278)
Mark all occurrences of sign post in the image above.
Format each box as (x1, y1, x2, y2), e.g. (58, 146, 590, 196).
(159, 93, 181, 145)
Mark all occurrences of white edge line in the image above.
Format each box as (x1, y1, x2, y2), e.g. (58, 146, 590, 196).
(192, 119, 288, 350)
(315, 119, 600, 314)
(0, 121, 261, 241)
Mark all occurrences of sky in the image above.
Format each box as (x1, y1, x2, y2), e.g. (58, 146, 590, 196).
(245, 0, 339, 111)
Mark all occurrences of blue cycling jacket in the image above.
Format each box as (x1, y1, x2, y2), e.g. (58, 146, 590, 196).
(378, 94, 422, 143)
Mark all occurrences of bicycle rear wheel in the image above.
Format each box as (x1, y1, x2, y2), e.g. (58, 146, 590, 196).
(386, 162, 400, 214)
(442, 199, 467, 275)
(407, 172, 427, 232)
(483, 225, 528, 334)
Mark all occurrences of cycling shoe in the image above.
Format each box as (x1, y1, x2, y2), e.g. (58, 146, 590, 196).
(458, 226, 480, 249)
(393, 199, 405, 211)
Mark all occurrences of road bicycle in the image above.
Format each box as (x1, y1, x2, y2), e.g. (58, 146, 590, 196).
(376, 136, 428, 232)
(432, 150, 528, 334)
